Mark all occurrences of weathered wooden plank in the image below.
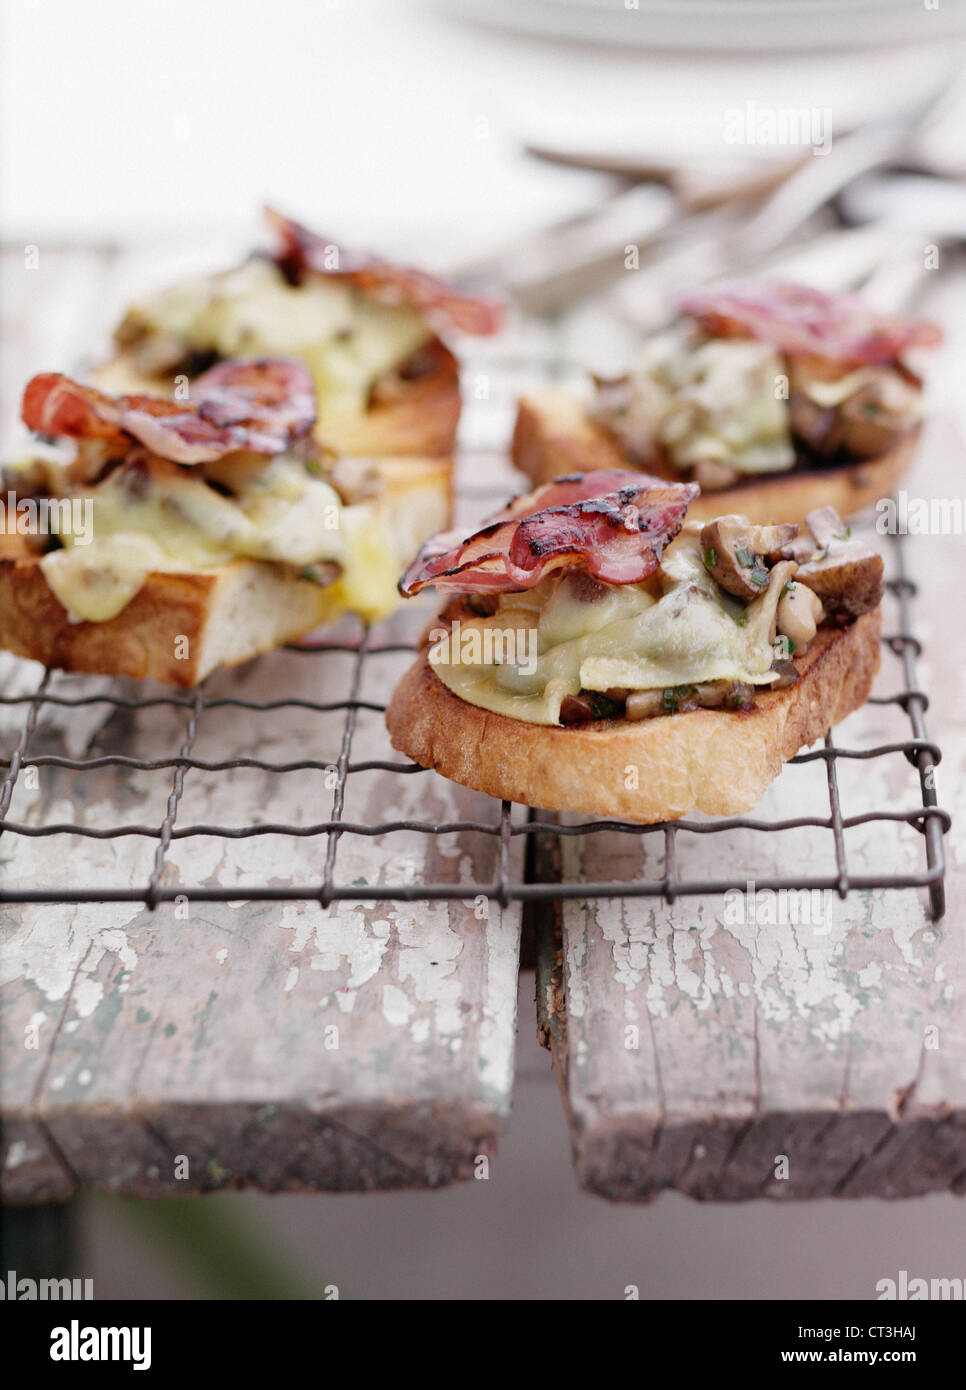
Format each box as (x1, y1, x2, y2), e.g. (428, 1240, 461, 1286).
(546, 403, 966, 1201)
(0, 609, 524, 1200)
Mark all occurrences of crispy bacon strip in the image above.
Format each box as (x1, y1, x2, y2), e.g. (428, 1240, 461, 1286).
(21, 358, 316, 464)
(399, 471, 699, 596)
(190, 358, 316, 442)
(265, 206, 502, 336)
(675, 281, 942, 365)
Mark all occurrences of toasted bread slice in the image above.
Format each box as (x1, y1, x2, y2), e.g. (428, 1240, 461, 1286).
(92, 337, 462, 460)
(0, 456, 451, 687)
(387, 602, 882, 823)
(512, 389, 919, 525)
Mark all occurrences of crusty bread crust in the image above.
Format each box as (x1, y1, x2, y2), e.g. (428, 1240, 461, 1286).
(0, 456, 452, 687)
(92, 337, 462, 459)
(0, 552, 336, 686)
(512, 389, 919, 525)
(386, 603, 882, 822)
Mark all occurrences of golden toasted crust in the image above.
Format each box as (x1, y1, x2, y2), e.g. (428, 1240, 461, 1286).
(0, 551, 335, 687)
(511, 389, 919, 525)
(92, 337, 462, 459)
(386, 604, 882, 822)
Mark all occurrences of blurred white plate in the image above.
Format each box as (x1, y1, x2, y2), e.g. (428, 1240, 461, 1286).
(442, 0, 966, 52)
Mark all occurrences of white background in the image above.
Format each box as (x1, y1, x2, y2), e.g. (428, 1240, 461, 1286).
(3, 0, 964, 268)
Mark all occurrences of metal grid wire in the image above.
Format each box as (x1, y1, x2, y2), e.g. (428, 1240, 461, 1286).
(0, 358, 951, 918)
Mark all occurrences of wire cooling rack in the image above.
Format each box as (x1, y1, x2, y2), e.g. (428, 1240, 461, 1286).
(0, 352, 951, 919)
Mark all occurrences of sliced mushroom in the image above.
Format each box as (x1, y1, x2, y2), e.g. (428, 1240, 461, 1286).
(776, 580, 824, 651)
(788, 359, 923, 460)
(591, 374, 665, 465)
(728, 682, 755, 711)
(837, 373, 922, 458)
(699, 516, 798, 597)
(684, 682, 729, 709)
(788, 393, 842, 457)
(803, 505, 845, 549)
(624, 680, 748, 721)
(742, 559, 798, 649)
(559, 694, 597, 724)
(794, 508, 884, 619)
(779, 530, 818, 564)
(769, 659, 800, 690)
(559, 690, 623, 724)
(796, 545, 884, 620)
(624, 689, 666, 721)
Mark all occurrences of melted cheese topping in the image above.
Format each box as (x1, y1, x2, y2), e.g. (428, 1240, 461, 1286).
(120, 259, 431, 417)
(39, 453, 399, 625)
(309, 504, 403, 626)
(601, 329, 795, 476)
(431, 525, 787, 726)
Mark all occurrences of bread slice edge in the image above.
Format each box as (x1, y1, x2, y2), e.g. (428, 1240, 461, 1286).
(511, 389, 919, 525)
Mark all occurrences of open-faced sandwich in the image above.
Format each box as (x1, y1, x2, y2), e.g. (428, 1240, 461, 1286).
(0, 359, 450, 686)
(94, 207, 502, 459)
(386, 471, 884, 821)
(513, 282, 939, 525)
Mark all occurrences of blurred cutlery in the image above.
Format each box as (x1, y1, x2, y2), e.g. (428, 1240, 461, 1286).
(490, 67, 962, 317)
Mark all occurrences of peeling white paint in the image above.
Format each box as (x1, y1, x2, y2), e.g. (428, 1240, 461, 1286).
(395, 914, 464, 1037)
(73, 977, 103, 1019)
(382, 984, 415, 1027)
(2, 902, 141, 1011)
